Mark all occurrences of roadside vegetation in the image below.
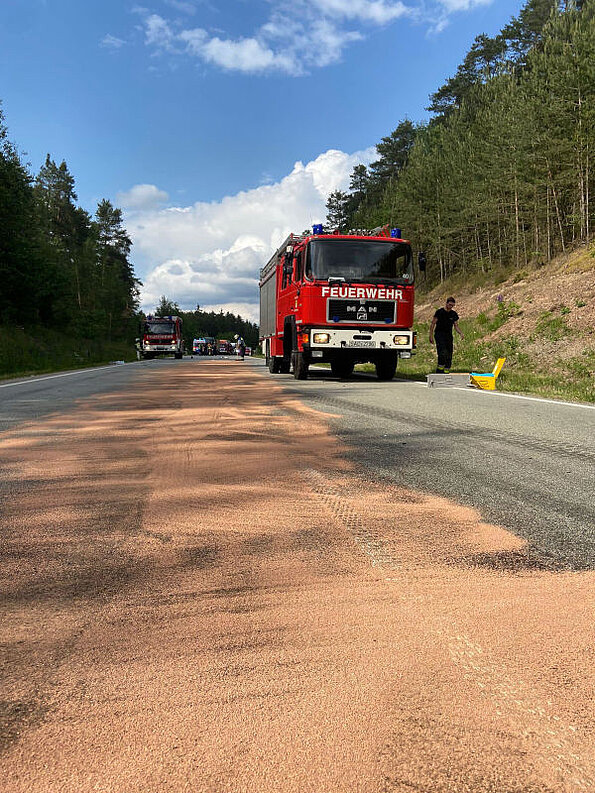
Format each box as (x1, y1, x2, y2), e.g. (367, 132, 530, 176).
(0, 326, 135, 379)
(0, 103, 141, 377)
(394, 323, 595, 405)
(0, 109, 257, 378)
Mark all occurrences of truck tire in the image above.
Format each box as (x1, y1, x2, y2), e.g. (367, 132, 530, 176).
(269, 356, 282, 374)
(375, 355, 398, 381)
(331, 360, 354, 379)
(292, 352, 309, 380)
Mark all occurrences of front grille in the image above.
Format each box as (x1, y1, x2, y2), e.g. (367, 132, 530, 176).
(327, 299, 396, 323)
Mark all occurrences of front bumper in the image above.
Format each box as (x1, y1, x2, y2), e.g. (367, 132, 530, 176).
(307, 327, 415, 356)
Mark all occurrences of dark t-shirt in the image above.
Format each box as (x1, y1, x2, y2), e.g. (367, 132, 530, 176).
(433, 307, 459, 336)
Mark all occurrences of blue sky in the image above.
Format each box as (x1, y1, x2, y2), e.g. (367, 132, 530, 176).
(1, 0, 523, 318)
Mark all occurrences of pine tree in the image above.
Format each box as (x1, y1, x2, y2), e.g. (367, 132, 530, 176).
(368, 120, 417, 190)
(0, 106, 45, 322)
(325, 190, 350, 231)
(34, 155, 91, 320)
(94, 199, 139, 339)
(155, 296, 180, 317)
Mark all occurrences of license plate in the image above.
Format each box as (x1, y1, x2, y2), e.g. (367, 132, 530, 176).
(347, 340, 375, 348)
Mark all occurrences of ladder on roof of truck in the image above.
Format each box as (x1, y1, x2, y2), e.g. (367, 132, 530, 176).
(260, 233, 308, 279)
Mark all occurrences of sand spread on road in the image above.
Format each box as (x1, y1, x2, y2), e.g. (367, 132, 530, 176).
(1, 360, 593, 792)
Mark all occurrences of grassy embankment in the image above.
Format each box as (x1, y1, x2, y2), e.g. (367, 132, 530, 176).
(0, 325, 136, 380)
(359, 247, 595, 403)
(393, 307, 595, 404)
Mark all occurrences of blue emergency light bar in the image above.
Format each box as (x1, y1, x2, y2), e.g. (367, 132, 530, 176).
(312, 223, 324, 235)
(391, 228, 402, 238)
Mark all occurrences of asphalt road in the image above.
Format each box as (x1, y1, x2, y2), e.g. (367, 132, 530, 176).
(1, 358, 593, 792)
(2, 356, 593, 569)
(262, 360, 595, 571)
(0, 359, 180, 432)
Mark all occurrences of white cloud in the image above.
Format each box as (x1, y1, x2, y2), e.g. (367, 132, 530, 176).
(180, 29, 295, 73)
(311, 0, 409, 24)
(117, 184, 169, 210)
(144, 14, 176, 50)
(437, 0, 490, 10)
(138, 0, 490, 75)
(425, 0, 491, 32)
(123, 147, 375, 320)
(100, 34, 127, 49)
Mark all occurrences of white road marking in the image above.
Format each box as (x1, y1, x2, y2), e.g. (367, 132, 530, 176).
(408, 380, 595, 410)
(0, 363, 135, 389)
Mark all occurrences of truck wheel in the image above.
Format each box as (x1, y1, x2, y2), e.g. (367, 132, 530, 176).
(331, 360, 354, 379)
(375, 355, 397, 381)
(280, 359, 291, 374)
(268, 356, 282, 374)
(292, 352, 309, 380)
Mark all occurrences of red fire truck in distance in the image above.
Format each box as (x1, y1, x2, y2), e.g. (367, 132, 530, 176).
(136, 315, 184, 360)
(259, 225, 416, 380)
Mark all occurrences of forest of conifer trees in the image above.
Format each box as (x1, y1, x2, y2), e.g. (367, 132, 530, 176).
(0, 111, 258, 373)
(326, 0, 594, 285)
(0, 118, 140, 339)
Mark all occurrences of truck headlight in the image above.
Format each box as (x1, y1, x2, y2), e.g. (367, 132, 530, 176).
(393, 335, 409, 345)
(313, 333, 330, 344)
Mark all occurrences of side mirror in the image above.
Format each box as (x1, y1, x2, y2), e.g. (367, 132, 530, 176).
(418, 252, 427, 273)
(283, 253, 294, 276)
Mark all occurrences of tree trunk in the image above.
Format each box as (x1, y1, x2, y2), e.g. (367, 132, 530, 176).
(547, 165, 566, 254)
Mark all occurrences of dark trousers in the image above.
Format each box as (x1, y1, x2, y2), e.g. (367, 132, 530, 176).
(435, 334, 453, 370)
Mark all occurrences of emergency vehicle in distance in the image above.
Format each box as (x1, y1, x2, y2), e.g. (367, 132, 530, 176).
(193, 337, 216, 355)
(136, 315, 184, 360)
(259, 224, 416, 380)
(217, 339, 234, 355)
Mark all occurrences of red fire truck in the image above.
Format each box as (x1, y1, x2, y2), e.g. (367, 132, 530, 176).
(259, 225, 416, 380)
(136, 315, 184, 359)
(217, 339, 234, 355)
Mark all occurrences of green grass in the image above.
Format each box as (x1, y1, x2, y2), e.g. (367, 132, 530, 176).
(0, 325, 137, 380)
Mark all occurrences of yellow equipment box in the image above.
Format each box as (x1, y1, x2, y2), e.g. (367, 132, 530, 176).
(470, 358, 506, 390)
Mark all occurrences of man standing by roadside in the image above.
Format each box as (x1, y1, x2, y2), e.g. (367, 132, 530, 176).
(235, 334, 246, 361)
(429, 297, 464, 373)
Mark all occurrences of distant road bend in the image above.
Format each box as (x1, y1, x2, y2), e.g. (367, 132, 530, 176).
(1, 357, 593, 793)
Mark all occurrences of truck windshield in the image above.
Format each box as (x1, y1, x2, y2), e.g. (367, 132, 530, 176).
(306, 240, 413, 283)
(145, 322, 175, 334)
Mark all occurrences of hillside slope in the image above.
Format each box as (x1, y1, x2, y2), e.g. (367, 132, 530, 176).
(406, 245, 595, 402)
